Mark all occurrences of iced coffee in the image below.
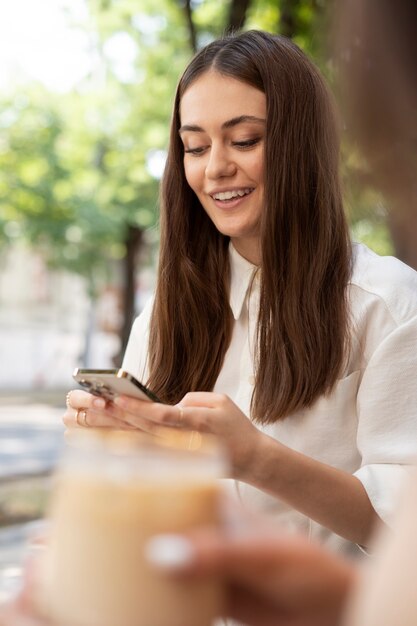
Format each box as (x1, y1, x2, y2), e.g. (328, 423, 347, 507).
(35, 429, 227, 626)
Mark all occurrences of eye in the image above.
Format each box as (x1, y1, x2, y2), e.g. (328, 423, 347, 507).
(184, 145, 208, 156)
(232, 137, 262, 149)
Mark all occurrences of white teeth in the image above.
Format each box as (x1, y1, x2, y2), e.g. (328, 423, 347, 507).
(212, 188, 253, 201)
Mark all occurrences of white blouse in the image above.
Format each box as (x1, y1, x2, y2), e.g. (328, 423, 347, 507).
(123, 242, 417, 555)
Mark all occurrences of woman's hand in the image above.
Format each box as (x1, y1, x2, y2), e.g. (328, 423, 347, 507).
(113, 392, 266, 479)
(64, 389, 267, 479)
(63, 389, 159, 435)
(0, 512, 357, 626)
(64, 390, 378, 544)
(146, 519, 357, 626)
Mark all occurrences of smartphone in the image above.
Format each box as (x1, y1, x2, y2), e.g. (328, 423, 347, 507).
(72, 368, 160, 403)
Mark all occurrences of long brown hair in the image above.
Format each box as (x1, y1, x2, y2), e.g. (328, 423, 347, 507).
(148, 30, 352, 424)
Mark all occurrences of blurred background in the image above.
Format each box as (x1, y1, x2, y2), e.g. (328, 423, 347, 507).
(0, 0, 396, 396)
(0, 0, 402, 595)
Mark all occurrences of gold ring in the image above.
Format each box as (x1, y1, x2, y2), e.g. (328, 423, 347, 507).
(75, 409, 89, 428)
(66, 391, 73, 409)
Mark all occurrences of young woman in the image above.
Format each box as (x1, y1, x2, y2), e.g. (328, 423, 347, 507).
(65, 30, 417, 554)
(4, 16, 417, 626)
(145, 8, 417, 626)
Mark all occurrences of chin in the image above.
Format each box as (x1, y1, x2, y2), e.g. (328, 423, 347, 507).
(220, 226, 258, 240)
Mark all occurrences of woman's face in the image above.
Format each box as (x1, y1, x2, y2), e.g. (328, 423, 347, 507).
(179, 70, 266, 264)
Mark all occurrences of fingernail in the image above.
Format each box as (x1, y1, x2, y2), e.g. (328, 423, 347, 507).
(92, 398, 106, 409)
(145, 535, 195, 570)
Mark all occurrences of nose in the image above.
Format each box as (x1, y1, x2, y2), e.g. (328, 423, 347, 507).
(205, 144, 236, 179)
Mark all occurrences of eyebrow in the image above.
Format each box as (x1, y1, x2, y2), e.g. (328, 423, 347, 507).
(179, 115, 266, 134)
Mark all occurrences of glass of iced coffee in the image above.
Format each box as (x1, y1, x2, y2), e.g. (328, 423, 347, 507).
(34, 428, 227, 626)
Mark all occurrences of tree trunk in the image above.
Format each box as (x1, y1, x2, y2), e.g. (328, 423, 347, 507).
(114, 224, 143, 367)
(388, 211, 417, 272)
(184, 0, 197, 52)
(278, 0, 299, 38)
(228, 0, 251, 31)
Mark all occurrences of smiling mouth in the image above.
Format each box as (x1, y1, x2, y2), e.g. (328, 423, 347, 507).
(211, 188, 254, 201)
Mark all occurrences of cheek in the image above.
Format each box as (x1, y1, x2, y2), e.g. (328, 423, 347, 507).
(249, 154, 264, 185)
(183, 159, 205, 194)
(234, 150, 264, 189)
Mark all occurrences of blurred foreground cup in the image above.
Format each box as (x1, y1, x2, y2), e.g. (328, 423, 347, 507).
(34, 428, 227, 626)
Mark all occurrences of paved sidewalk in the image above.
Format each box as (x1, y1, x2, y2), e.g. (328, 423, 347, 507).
(0, 391, 66, 601)
(0, 390, 66, 477)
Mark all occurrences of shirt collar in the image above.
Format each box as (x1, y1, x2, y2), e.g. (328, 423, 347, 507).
(229, 243, 258, 320)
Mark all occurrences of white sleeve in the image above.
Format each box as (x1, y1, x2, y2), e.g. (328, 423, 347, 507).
(354, 314, 417, 523)
(121, 297, 154, 382)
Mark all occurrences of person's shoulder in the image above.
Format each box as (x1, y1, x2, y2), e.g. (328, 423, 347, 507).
(122, 296, 155, 377)
(350, 242, 417, 324)
(130, 296, 155, 333)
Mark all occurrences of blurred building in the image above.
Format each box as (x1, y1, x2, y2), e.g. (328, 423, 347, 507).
(0, 243, 121, 391)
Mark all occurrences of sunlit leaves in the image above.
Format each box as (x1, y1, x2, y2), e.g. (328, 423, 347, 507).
(0, 0, 392, 283)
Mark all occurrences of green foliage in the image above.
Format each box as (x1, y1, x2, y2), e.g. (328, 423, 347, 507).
(342, 144, 394, 256)
(0, 0, 392, 293)
(246, 0, 280, 32)
(0, 86, 146, 287)
(0, 0, 192, 291)
(191, 1, 230, 41)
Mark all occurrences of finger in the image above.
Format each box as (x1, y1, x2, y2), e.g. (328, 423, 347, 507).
(145, 527, 347, 585)
(228, 585, 289, 626)
(172, 406, 215, 432)
(63, 404, 161, 435)
(146, 528, 286, 575)
(113, 397, 181, 428)
(64, 394, 158, 434)
(180, 392, 229, 408)
(85, 409, 158, 434)
(65, 389, 104, 411)
(145, 529, 352, 626)
(64, 395, 134, 427)
(187, 530, 356, 617)
(62, 407, 132, 430)
(116, 396, 217, 432)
